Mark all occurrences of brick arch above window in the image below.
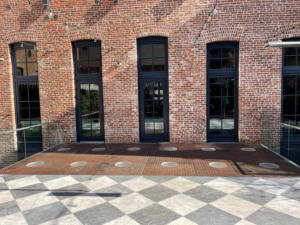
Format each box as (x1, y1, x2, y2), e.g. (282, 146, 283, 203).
(202, 27, 245, 44)
(134, 22, 171, 39)
(6, 29, 38, 45)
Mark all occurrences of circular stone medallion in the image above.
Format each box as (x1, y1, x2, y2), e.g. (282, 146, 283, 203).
(127, 147, 141, 151)
(161, 162, 178, 167)
(115, 162, 132, 167)
(209, 162, 227, 168)
(164, 147, 177, 151)
(26, 161, 44, 167)
(92, 148, 105, 152)
(57, 148, 71, 152)
(201, 148, 216, 151)
(259, 163, 280, 169)
(70, 161, 87, 167)
(241, 148, 256, 152)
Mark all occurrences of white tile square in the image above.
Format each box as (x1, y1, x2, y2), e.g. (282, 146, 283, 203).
(235, 220, 256, 225)
(0, 212, 28, 225)
(16, 191, 58, 211)
(81, 176, 117, 191)
(0, 177, 5, 183)
(61, 192, 105, 213)
(167, 217, 198, 225)
(265, 196, 300, 219)
(204, 178, 244, 194)
(39, 214, 83, 225)
(293, 181, 300, 189)
(210, 195, 261, 219)
(43, 176, 79, 190)
(0, 190, 14, 204)
(121, 177, 157, 192)
(104, 215, 140, 225)
(162, 177, 200, 193)
(109, 192, 154, 214)
(159, 194, 206, 216)
(6, 176, 40, 189)
(248, 179, 290, 195)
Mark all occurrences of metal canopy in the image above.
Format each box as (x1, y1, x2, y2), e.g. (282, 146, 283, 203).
(266, 41, 300, 48)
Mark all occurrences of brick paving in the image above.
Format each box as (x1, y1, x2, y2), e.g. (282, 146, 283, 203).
(1, 143, 300, 177)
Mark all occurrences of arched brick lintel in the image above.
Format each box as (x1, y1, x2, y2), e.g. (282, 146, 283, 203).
(202, 27, 245, 44)
(134, 23, 171, 39)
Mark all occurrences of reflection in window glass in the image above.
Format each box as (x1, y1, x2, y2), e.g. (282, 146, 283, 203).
(142, 59, 152, 72)
(89, 47, 100, 60)
(77, 47, 88, 60)
(153, 44, 165, 57)
(78, 61, 89, 74)
(154, 58, 165, 71)
(26, 49, 37, 62)
(27, 63, 38, 76)
(141, 44, 152, 58)
(16, 63, 27, 76)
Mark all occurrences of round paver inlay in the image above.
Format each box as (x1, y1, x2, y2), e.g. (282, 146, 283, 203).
(92, 148, 105, 151)
(115, 161, 132, 167)
(209, 162, 227, 168)
(161, 162, 178, 167)
(259, 163, 280, 169)
(241, 148, 256, 152)
(127, 147, 141, 151)
(164, 147, 177, 151)
(70, 161, 87, 167)
(201, 148, 216, 151)
(57, 148, 71, 152)
(26, 161, 44, 167)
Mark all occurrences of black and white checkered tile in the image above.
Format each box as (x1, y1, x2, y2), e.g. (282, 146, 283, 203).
(0, 175, 300, 225)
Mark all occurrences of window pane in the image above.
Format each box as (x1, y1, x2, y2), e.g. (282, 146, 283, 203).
(223, 78, 234, 96)
(82, 119, 91, 136)
(283, 75, 296, 95)
(284, 48, 296, 55)
(91, 102, 100, 119)
(19, 102, 28, 108)
(91, 119, 100, 136)
(26, 49, 37, 62)
(16, 63, 27, 76)
(30, 102, 40, 107)
(16, 49, 26, 62)
(297, 96, 300, 114)
(80, 84, 90, 101)
(28, 84, 39, 101)
(222, 118, 234, 134)
(19, 108, 29, 120)
(27, 63, 38, 76)
(81, 102, 90, 118)
(89, 47, 100, 60)
(154, 101, 163, 117)
(18, 84, 28, 101)
(155, 118, 164, 135)
(284, 56, 297, 66)
(298, 75, 300, 94)
(210, 117, 221, 134)
(283, 116, 296, 125)
(31, 124, 42, 136)
(141, 44, 152, 58)
(283, 96, 295, 115)
(210, 78, 222, 96)
(223, 97, 234, 115)
(154, 58, 165, 71)
(222, 59, 235, 69)
(142, 59, 152, 72)
(210, 49, 221, 58)
(210, 59, 221, 69)
(222, 48, 235, 58)
(145, 119, 154, 135)
(90, 84, 99, 101)
(298, 56, 300, 66)
(77, 47, 88, 60)
(153, 44, 165, 57)
(89, 61, 100, 74)
(30, 107, 40, 120)
(144, 101, 153, 117)
(78, 61, 89, 74)
(159, 82, 163, 100)
(144, 83, 153, 100)
(210, 98, 221, 115)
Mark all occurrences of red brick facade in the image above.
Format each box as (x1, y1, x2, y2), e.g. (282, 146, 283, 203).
(1, 0, 300, 151)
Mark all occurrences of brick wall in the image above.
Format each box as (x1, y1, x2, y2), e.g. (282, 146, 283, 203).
(1, 0, 300, 152)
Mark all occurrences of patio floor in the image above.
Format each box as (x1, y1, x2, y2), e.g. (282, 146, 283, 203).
(1, 143, 300, 177)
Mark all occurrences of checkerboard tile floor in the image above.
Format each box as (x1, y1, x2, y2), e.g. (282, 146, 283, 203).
(1, 175, 300, 225)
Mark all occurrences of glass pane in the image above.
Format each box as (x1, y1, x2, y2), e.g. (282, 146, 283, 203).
(27, 63, 38, 76)
(223, 78, 234, 96)
(30, 107, 40, 120)
(141, 44, 152, 58)
(153, 44, 165, 57)
(223, 97, 234, 115)
(222, 48, 235, 58)
(297, 116, 300, 127)
(144, 83, 153, 100)
(222, 118, 234, 134)
(31, 125, 42, 137)
(283, 116, 296, 125)
(19, 108, 29, 120)
(28, 84, 39, 101)
(91, 102, 100, 119)
(283, 96, 295, 115)
(26, 49, 37, 62)
(153, 58, 165, 71)
(298, 47, 300, 55)
(77, 47, 88, 60)
(91, 119, 100, 136)
(144, 101, 153, 118)
(82, 119, 91, 136)
(16, 63, 27, 76)
(159, 82, 163, 100)
(222, 59, 235, 69)
(89, 47, 100, 60)
(298, 75, 300, 94)
(297, 96, 300, 114)
(210, 78, 222, 96)
(210, 117, 221, 134)
(284, 56, 297, 66)
(16, 49, 26, 62)
(30, 102, 40, 107)
(155, 118, 164, 135)
(19, 102, 28, 108)
(145, 119, 154, 135)
(18, 84, 28, 101)
(81, 102, 90, 118)
(283, 75, 296, 95)
(154, 82, 159, 100)
(80, 84, 90, 101)
(210, 59, 221, 69)
(142, 59, 152, 72)
(90, 84, 99, 101)
(154, 101, 163, 117)
(78, 61, 89, 74)
(89, 61, 100, 74)
(19, 121, 31, 131)
(210, 49, 221, 58)
(298, 56, 300, 66)
(284, 48, 296, 55)
(210, 98, 221, 115)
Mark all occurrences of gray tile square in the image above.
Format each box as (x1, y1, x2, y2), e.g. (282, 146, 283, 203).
(145, 176, 178, 183)
(182, 176, 218, 184)
(10, 183, 48, 199)
(22, 201, 71, 225)
(263, 178, 299, 187)
(224, 177, 260, 185)
(2, 175, 28, 182)
(107, 176, 140, 183)
(138, 185, 179, 202)
(246, 207, 300, 225)
(74, 202, 124, 225)
(281, 187, 300, 202)
(129, 204, 181, 225)
(0, 183, 8, 192)
(51, 183, 91, 200)
(185, 205, 241, 225)
(36, 175, 69, 183)
(70, 175, 99, 183)
(94, 184, 134, 201)
(0, 200, 20, 218)
(232, 186, 277, 205)
(183, 185, 227, 203)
